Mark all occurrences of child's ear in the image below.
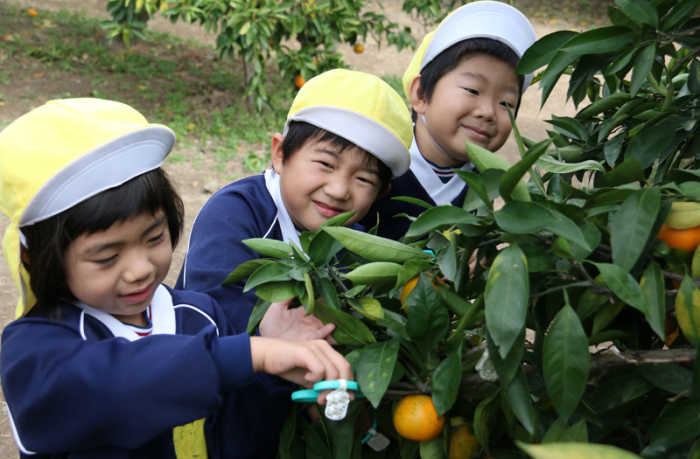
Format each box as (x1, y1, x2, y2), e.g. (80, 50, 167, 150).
(20, 245, 30, 266)
(374, 183, 391, 201)
(408, 75, 427, 115)
(270, 133, 285, 174)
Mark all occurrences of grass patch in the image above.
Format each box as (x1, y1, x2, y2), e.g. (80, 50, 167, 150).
(0, 2, 294, 178)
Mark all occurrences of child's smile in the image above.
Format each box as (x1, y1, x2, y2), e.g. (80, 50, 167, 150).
(271, 136, 385, 232)
(63, 211, 172, 326)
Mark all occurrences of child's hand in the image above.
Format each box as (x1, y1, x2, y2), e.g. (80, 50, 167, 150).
(249, 336, 353, 403)
(259, 299, 336, 343)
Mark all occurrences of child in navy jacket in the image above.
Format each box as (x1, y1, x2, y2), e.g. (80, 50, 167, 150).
(0, 98, 351, 459)
(359, 1, 538, 240)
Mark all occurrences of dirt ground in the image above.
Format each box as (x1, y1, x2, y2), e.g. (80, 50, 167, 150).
(0, 0, 580, 456)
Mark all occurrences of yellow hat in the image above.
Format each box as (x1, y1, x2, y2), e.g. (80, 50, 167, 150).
(285, 69, 413, 178)
(402, 1, 537, 99)
(0, 98, 175, 317)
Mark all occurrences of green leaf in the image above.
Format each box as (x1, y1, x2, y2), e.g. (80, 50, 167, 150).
(431, 342, 462, 418)
(640, 261, 666, 339)
(278, 405, 302, 459)
(536, 155, 606, 174)
(639, 363, 692, 395)
(545, 210, 593, 252)
(626, 126, 675, 169)
(485, 244, 529, 358)
(593, 263, 648, 314)
(486, 326, 525, 386)
(675, 275, 700, 348)
(405, 205, 479, 237)
(344, 262, 402, 286)
(454, 169, 491, 209)
(592, 302, 624, 334)
(419, 437, 442, 459)
(499, 138, 551, 202)
(577, 92, 632, 119)
(438, 285, 472, 317)
(504, 367, 535, 434)
(543, 304, 591, 421)
(316, 276, 339, 309)
(539, 51, 580, 107)
(516, 30, 579, 74)
(559, 27, 641, 54)
(222, 258, 275, 285)
(356, 338, 399, 408)
(474, 388, 500, 449)
(406, 274, 450, 351)
(319, 210, 356, 229)
(518, 441, 642, 459)
(611, 187, 660, 271)
(466, 141, 531, 201)
(308, 231, 343, 267)
(494, 201, 558, 234)
(312, 300, 377, 347)
(648, 400, 700, 449)
(322, 226, 428, 263)
(300, 417, 332, 459)
(347, 297, 385, 321)
(246, 299, 272, 334)
(588, 369, 654, 413)
(243, 262, 295, 291)
(662, 0, 700, 31)
(255, 280, 300, 302)
(603, 135, 624, 166)
(630, 43, 656, 97)
(603, 157, 645, 187)
(243, 238, 293, 258)
(616, 0, 658, 28)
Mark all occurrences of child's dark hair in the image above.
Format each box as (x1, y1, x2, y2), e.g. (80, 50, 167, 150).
(21, 168, 184, 317)
(282, 121, 393, 189)
(413, 37, 524, 121)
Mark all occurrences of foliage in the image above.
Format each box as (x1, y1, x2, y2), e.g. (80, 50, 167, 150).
(102, 0, 417, 110)
(232, 1, 700, 458)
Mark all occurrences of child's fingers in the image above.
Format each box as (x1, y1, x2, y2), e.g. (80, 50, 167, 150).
(267, 298, 294, 315)
(309, 322, 335, 341)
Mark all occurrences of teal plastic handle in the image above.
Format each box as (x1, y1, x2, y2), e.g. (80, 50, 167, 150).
(290, 380, 365, 402)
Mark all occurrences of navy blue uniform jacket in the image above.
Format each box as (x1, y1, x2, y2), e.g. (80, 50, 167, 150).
(1, 286, 287, 459)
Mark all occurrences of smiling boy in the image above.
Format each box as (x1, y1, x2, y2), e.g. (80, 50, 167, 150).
(358, 1, 537, 240)
(176, 69, 412, 331)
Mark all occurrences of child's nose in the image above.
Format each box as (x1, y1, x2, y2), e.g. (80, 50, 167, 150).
(324, 179, 351, 201)
(123, 251, 153, 283)
(474, 99, 496, 121)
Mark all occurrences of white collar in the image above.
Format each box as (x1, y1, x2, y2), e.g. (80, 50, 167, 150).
(264, 168, 302, 249)
(409, 138, 475, 206)
(74, 284, 176, 341)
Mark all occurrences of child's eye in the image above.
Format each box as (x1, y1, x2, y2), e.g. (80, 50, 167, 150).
(357, 176, 376, 186)
(500, 101, 517, 109)
(95, 255, 117, 266)
(464, 88, 479, 95)
(148, 231, 166, 244)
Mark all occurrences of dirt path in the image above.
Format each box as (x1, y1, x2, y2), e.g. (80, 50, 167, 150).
(0, 1, 578, 456)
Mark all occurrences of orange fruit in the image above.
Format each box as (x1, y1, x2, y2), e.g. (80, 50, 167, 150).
(400, 275, 441, 310)
(294, 74, 306, 89)
(269, 37, 274, 46)
(27, 7, 38, 16)
(310, 13, 316, 18)
(354, 43, 365, 53)
(393, 395, 445, 442)
(665, 315, 679, 347)
(657, 223, 700, 252)
(449, 425, 479, 459)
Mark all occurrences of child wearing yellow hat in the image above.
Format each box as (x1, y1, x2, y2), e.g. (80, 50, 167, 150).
(359, 1, 537, 240)
(176, 68, 413, 331)
(0, 98, 352, 459)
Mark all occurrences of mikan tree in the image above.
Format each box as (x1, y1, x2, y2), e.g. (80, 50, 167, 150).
(101, 0, 416, 109)
(229, 1, 700, 458)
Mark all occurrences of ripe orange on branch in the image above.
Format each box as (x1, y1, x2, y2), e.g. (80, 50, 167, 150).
(294, 74, 306, 89)
(393, 395, 445, 442)
(449, 425, 479, 459)
(27, 8, 38, 16)
(656, 223, 700, 252)
(353, 44, 365, 53)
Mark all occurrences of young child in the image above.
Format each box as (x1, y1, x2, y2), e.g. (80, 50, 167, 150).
(176, 68, 413, 332)
(358, 1, 537, 240)
(0, 98, 351, 459)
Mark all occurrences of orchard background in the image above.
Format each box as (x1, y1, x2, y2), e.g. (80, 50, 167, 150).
(0, 0, 659, 457)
